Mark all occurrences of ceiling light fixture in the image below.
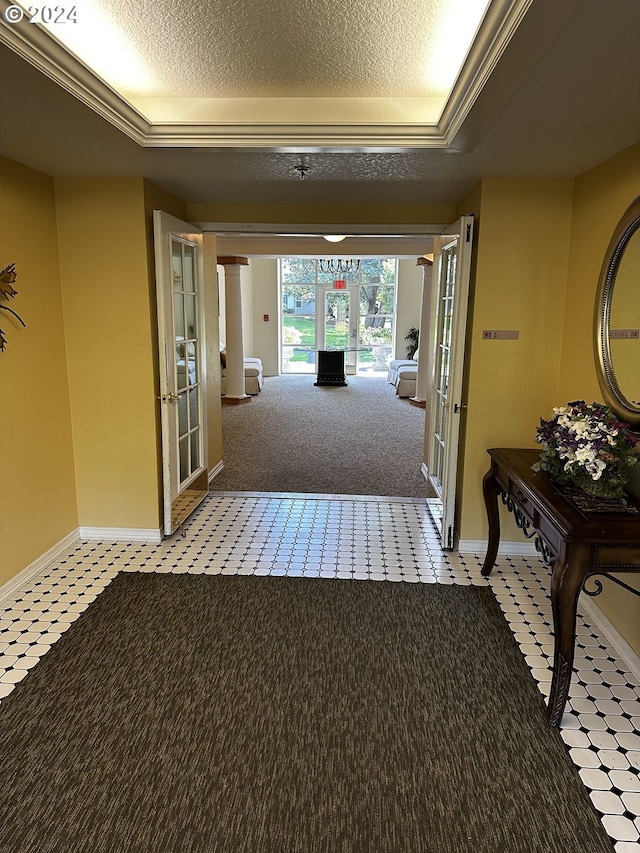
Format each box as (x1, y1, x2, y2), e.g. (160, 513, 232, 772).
(323, 235, 347, 243)
(294, 162, 309, 180)
(318, 259, 360, 274)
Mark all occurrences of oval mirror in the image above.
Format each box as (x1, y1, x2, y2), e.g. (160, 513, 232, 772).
(594, 196, 640, 430)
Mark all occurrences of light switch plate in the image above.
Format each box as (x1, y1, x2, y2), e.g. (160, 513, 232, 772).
(610, 329, 639, 339)
(482, 330, 519, 340)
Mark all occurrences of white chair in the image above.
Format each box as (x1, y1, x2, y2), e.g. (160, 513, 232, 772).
(388, 349, 418, 396)
(220, 344, 264, 395)
(395, 364, 418, 397)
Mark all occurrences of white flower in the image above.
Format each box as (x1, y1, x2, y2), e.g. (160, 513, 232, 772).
(575, 446, 597, 464)
(585, 459, 606, 480)
(571, 419, 591, 436)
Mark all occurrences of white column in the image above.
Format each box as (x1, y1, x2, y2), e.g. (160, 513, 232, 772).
(218, 256, 250, 404)
(411, 256, 434, 408)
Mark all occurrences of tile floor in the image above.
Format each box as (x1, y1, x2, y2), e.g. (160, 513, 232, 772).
(1, 492, 639, 851)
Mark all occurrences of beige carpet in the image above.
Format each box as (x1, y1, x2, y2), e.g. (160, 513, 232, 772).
(211, 375, 430, 497)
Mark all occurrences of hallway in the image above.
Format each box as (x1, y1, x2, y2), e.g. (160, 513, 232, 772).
(1, 493, 639, 850)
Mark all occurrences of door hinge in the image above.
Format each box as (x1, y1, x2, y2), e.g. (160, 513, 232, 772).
(466, 223, 472, 242)
(453, 403, 467, 413)
(447, 525, 454, 549)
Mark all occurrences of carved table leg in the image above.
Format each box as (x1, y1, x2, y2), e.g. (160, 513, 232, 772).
(481, 460, 500, 577)
(547, 543, 589, 726)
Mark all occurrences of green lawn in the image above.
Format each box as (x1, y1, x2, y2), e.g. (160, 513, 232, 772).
(283, 316, 380, 364)
(283, 316, 348, 347)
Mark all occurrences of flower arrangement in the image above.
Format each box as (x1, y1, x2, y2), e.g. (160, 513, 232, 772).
(533, 401, 639, 501)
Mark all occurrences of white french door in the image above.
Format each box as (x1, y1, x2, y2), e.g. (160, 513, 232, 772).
(154, 211, 209, 536)
(426, 215, 474, 548)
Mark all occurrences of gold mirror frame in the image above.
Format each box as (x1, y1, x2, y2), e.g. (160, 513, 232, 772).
(594, 195, 640, 431)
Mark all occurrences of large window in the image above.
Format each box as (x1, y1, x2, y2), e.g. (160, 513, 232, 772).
(280, 259, 397, 374)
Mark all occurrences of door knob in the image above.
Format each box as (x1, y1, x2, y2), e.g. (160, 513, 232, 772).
(157, 392, 182, 403)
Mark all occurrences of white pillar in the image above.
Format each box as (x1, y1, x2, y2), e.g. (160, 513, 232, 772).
(218, 256, 250, 405)
(411, 256, 434, 408)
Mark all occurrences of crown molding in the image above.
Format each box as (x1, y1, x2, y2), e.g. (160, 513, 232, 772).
(440, 0, 535, 146)
(0, 0, 149, 142)
(142, 123, 446, 150)
(0, 0, 532, 151)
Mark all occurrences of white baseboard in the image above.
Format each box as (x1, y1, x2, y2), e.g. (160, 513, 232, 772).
(78, 527, 162, 544)
(457, 539, 539, 557)
(0, 529, 79, 605)
(208, 460, 224, 486)
(580, 597, 640, 685)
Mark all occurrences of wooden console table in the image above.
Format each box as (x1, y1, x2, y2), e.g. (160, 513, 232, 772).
(481, 448, 640, 726)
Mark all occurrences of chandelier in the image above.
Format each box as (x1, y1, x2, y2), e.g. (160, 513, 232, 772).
(318, 259, 360, 274)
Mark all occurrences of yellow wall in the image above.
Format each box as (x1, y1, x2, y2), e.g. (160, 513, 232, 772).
(454, 155, 640, 654)
(559, 144, 640, 652)
(559, 144, 640, 402)
(55, 177, 161, 532)
(187, 202, 456, 227)
(0, 158, 78, 583)
(457, 178, 574, 543)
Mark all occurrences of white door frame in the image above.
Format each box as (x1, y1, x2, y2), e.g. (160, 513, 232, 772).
(154, 210, 209, 537)
(426, 215, 474, 548)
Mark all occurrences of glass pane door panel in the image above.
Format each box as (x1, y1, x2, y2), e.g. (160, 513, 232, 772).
(183, 244, 195, 292)
(325, 292, 350, 349)
(189, 387, 199, 427)
(171, 237, 204, 486)
(179, 437, 189, 482)
(190, 429, 201, 471)
(174, 293, 185, 341)
(189, 354, 197, 384)
(172, 240, 182, 291)
(184, 294, 196, 339)
(178, 393, 188, 435)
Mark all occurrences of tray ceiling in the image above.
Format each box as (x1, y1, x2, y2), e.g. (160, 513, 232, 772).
(1, 0, 525, 147)
(0, 0, 638, 209)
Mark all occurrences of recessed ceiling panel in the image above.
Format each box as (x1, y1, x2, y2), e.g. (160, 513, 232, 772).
(6, 0, 496, 135)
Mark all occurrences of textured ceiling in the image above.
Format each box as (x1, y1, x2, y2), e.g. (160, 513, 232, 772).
(44, 0, 489, 100)
(0, 0, 639, 211)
